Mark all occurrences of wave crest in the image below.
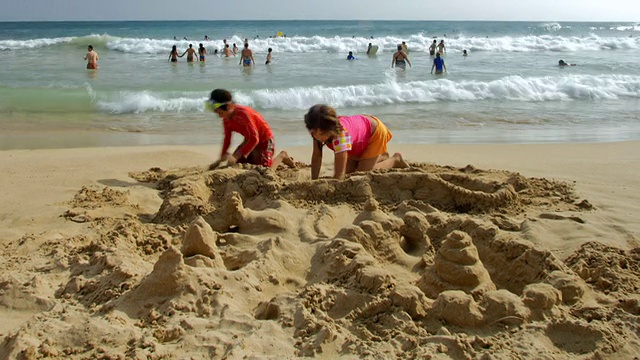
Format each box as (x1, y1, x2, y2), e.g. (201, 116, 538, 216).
(94, 74, 640, 114)
(3, 33, 639, 53)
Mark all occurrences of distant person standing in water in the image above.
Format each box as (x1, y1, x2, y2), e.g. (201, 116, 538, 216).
(367, 43, 373, 55)
(437, 40, 446, 54)
(463, 49, 468, 56)
(198, 43, 207, 62)
(180, 44, 198, 62)
(265, 48, 273, 64)
(347, 51, 356, 60)
(223, 44, 232, 57)
(391, 44, 411, 69)
(232, 43, 238, 56)
(84, 45, 99, 69)
(240, 42, 254, 67)
(168, 45, 179, 63)
(401, 41, 409, 54)
(429, 40, 437, 56)
(431, 52, 447, 74)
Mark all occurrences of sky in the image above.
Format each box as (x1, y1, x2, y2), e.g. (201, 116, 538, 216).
(1, 0, 640, 22)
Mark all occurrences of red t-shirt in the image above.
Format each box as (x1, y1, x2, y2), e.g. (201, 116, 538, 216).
(221, 105, 274, 157)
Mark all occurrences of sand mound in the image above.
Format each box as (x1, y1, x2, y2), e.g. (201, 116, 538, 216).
(565, 241, 640, 295)
(1, 163, 637, 359)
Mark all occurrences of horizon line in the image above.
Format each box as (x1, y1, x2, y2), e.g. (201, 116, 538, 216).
(0, 19, 638, 23)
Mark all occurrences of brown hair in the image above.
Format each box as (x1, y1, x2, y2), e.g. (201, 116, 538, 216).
(304, 104, 342, 136)
(209, 89, 233, 110)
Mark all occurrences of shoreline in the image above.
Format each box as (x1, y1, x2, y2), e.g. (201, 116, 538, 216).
(2, 127, 639, 151)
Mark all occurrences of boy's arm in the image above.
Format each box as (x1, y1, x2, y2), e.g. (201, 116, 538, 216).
(234, 111, 260, 159)
(220, 125, 232, 158)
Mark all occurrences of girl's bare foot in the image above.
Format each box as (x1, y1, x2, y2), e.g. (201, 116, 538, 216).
(392, 152, 410, 169)
(377, 152, 390, 162)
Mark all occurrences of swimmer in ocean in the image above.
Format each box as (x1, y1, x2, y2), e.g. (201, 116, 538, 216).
(431, 52, 447, 74)
(239, 42, 254, 67)
(84, 45, 99, 69)
(198, 43, 207, 62)
(180, 44, 198, 62)
(265, 48, 272, 64)
(558, 60, 576, 66)
(168, 45, 179, 63)
(429, 40, 437, 56)
(391, 44, 411, 69)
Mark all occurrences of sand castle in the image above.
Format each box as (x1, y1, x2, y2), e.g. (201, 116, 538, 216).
(1, 162, 638, 359)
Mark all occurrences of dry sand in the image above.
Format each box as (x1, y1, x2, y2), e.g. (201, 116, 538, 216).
(0, 142, 639, 359)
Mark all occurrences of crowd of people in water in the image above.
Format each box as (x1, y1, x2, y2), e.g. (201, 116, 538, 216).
(353, 39, 452, 74)
(84, 34, 576, 73)
(166, 38, 270, 67)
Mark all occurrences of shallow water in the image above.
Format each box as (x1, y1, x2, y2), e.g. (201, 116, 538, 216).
(1, 20, 639, 149)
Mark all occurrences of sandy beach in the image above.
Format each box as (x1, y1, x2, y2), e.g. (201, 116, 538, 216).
(1, 142, 639, 359)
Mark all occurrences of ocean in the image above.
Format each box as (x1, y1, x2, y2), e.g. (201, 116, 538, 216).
(1, 20, 639, 149)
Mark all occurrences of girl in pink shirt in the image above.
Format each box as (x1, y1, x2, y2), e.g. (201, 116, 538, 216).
(304, 104, 408, 180)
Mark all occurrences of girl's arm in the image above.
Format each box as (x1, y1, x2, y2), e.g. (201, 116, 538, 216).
(333, 151, 348, 180)
(311, 140, 323, 180)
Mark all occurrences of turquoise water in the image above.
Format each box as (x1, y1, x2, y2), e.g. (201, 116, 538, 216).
(1, 20, 640, 149)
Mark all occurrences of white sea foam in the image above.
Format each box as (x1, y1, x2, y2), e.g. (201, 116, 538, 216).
(3, 32, 639, 53)
(96, 91, 206, 114)
(94, 74, 640, 114)
(94, 33, 640, 53)
(612, 25, 640, 32)
(0, 37, 73, 50)
(540, 23, 562, 32)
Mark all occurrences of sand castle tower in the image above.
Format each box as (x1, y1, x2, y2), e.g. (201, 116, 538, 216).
(417, 230, 496, 299)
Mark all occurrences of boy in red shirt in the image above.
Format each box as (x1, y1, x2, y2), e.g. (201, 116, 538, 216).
(206, 89, 292, 169)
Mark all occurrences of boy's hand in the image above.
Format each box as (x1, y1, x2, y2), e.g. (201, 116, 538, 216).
(208, 160, 222, 170)
(221, 153, 238, 165)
